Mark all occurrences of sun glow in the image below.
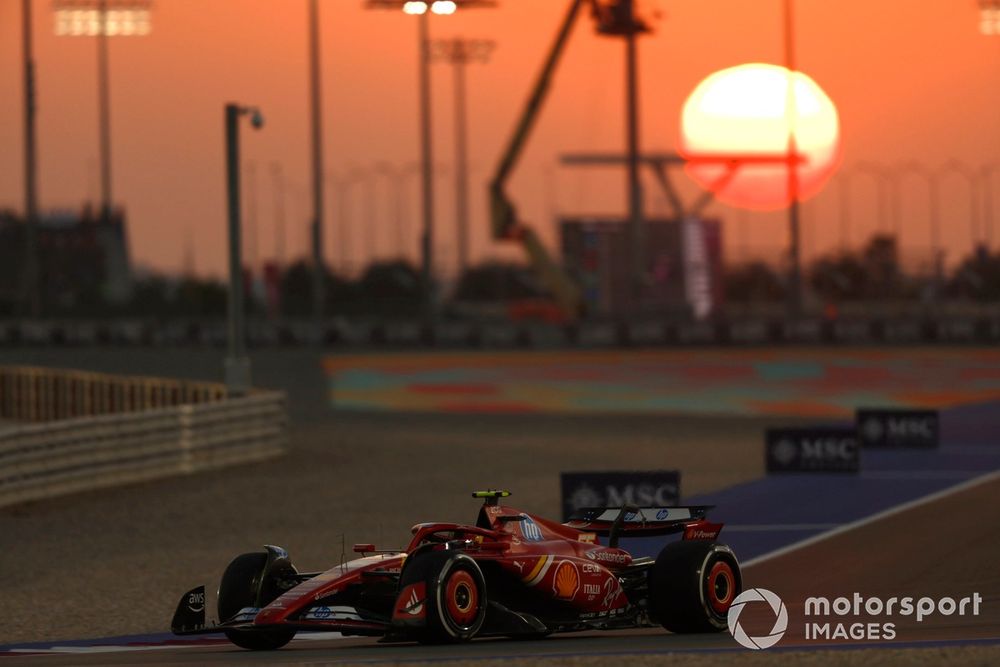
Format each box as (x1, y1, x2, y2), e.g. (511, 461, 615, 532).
(680, 63, 841, 210)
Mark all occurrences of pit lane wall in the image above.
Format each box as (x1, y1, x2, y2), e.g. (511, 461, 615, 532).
(0, 367, 286, 508)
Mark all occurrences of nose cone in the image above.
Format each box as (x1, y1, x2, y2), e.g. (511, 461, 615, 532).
(254, 606, 287, 626)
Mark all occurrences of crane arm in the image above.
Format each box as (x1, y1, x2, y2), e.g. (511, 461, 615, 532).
(489, 0, 590, 316)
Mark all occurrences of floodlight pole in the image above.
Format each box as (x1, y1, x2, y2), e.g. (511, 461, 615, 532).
(97, 0, 113, 221)
(21, 0, 40, 317)
(624, 0, 644, 306)
(433, 38, 494, 276)
(55, 1, 153, 229)
(368, 0, 496, 304)
(418, 10, 436, 316)
(453, 40, 471, 275)
(784, 0, 803, 316)
(308, 0, 327, 328)
(977, 3, 998, 247)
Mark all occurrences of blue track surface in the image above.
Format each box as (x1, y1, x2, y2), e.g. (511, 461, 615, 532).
(626, 401, 1000, 562)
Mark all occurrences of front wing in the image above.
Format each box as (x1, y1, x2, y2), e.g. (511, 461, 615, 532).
(170, 586, 388, 637)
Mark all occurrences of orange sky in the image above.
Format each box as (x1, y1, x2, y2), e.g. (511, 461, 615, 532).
(0, 0, 998, 279)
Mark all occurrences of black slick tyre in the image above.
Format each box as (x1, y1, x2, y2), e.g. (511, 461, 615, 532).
(218, 552, 296, 650)
(647, 541, 741, 633)
(401, 551, 488, 643)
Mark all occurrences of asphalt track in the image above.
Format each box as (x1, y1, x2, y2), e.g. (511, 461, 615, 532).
(8, 468, 1000, 664)
(8, 635, 1000, 666)
(3, 348, 1000, 664)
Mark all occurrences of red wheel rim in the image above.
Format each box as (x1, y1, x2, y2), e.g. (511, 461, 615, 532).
(444, 570, 479, 627)
(707, 561, 735, 614)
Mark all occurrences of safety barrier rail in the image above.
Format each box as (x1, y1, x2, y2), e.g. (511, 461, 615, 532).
(0, 390, 286, 509)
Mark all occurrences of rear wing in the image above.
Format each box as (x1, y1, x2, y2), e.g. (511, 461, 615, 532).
(565, 505, 719, 545)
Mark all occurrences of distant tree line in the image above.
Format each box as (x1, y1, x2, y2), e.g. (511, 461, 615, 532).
(725, 235, 1000, 304)
(5, 237, 1000, 319)
(122, 260, 429, 320)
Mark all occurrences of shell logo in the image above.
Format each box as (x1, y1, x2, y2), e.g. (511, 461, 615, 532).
(553, 561, 580, 600)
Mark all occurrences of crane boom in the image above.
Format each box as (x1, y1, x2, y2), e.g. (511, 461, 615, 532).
(489, 0, 589, 317)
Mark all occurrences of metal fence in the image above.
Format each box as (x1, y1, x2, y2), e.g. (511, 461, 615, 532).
(5, 315, 1000, 349)
(0, 366, 226, 422)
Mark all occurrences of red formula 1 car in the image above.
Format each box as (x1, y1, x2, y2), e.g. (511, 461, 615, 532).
(171, 491, 741, 649)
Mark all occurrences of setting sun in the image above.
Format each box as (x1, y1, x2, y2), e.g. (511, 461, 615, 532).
(680, 63, 841, 210)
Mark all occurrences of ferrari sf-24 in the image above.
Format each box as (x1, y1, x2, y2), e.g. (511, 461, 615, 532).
(171, 490, 741, 649)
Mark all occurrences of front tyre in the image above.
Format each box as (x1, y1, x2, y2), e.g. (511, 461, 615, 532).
(218, 552, 297, 650)
(402, 551, 488, 643)
(648, 542, 741, 634)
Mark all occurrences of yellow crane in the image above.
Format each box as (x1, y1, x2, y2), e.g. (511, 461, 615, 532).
(488, 1, 649, 319)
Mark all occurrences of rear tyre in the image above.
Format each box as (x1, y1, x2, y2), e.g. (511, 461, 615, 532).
(218, 552, 297, 650)
(648, 541, 741, 634)
(402, 551, 488, 643)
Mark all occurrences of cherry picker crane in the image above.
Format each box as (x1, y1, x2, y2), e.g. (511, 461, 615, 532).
(488, 1, 649, 319)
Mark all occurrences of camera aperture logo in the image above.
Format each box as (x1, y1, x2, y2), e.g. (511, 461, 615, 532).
(728, 589, 984, 649)
(727, 588, 788, 650)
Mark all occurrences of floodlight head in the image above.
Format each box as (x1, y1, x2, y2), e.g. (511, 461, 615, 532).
(403, 1, 428, 14)
(431, 0, 457, 14)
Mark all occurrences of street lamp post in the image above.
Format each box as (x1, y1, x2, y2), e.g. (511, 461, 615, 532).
(224, 103, 264, 397)
(246, 161, 259, 271)
(431, 37, 495, 277)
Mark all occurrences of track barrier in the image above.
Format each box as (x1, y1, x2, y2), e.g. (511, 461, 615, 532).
(2, 315, 1000, 348)
(0, 367, 285, 508)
